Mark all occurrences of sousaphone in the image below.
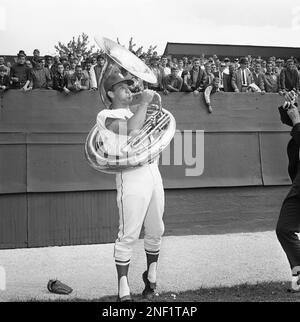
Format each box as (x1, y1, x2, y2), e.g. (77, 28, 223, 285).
(84, 37, 176, 174)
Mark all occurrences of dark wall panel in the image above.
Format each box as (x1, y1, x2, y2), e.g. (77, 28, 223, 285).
(0, 194, 27, 248)
(161, 132, 262, 188)
(0, 133, 27, 193)
(27, 191, 119, 247)
(260, 132, 291, 186)
(0, 90, 291, 133)
(27, 143, 115, 192)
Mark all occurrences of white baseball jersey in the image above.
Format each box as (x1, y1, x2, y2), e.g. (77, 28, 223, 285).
(97, 107, 165, 266)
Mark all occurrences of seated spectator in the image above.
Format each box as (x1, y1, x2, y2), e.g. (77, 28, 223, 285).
(26, 58, 52, 90)
(0, 66, 10, 92)
(259, 61, 280, 93)
(31, 49, 40, 68)
(52, 63, 70, 94)
(252, 62, 264, 87)
(279, 58, 300, 94)
(67, 65, 89, 92)
(187, 58, 207, 94)
(203, 63, 214, 88)
(148, 57, 163, 91)
(93, 54, 106, 87)
(10, 53, 30, 89)
(204, 77, 220, 113)
(0, 56, 10, 75)
(163, 66, 183, 94)
(231, 57, 254, 92)
(85, 59, 97, 90)
(223, 64, 235, 92)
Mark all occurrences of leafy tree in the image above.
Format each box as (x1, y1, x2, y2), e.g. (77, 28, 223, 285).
(54, 33, 101, 57)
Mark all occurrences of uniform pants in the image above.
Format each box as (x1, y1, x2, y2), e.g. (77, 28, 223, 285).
(114, 162, 165, 264)
(276, 188, 300, 272)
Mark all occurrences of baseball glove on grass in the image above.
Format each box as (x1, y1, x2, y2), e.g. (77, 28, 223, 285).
(47, 279, 73, 295)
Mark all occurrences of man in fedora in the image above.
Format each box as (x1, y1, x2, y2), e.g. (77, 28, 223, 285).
(231, 57, 254, 93)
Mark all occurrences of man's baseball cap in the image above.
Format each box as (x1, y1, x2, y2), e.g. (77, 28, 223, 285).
(104, 72, 134, 93)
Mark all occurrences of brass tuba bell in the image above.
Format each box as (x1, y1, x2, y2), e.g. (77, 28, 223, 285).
(84, 37, 176, 174)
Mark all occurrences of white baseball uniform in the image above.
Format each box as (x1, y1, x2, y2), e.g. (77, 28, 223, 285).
(97, 108, 165, 266)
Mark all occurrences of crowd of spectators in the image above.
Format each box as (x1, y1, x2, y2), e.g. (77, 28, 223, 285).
(0, 49, 105, 93)
(0, 47, 300, 113)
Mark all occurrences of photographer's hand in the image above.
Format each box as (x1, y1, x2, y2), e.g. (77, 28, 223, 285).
(287, 106, 300, 126)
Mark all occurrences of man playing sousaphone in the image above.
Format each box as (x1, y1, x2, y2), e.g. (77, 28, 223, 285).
(97, 72, 165, 302)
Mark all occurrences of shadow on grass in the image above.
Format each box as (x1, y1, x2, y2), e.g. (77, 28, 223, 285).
(26, 281, 300, 302)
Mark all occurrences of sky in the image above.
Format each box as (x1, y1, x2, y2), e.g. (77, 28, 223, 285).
(1, 0, 300, 56)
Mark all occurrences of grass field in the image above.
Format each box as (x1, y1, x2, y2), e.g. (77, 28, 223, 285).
(30, 281, 300, 302)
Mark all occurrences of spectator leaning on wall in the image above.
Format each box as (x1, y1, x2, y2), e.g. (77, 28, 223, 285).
(187, 58, 208, 94)
(252, 62, 264, 88)
(203, 63, 214, 88)
(10, 53, 30, 90)
(260, 61, 280, 93)
(279, 58, 300, 95)
(25, 57, 52, 90)
(162, 66, 183, 95)
(67, 65, 89, 92)
(52, 63, 70, 94)
(204, 76, 220, 113)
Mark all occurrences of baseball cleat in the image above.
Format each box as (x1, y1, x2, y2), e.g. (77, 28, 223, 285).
(142, 271, 157, 300)
(116, 294, 133, 302)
